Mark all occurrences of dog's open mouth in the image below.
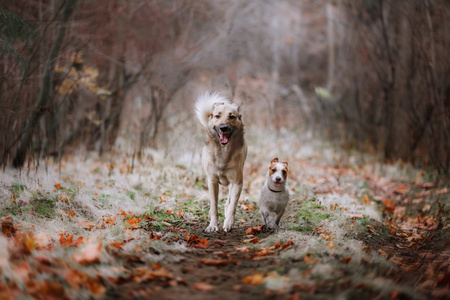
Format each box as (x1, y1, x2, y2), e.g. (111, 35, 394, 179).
(219, 132, 231, 145)
(273, 182, 281, 187)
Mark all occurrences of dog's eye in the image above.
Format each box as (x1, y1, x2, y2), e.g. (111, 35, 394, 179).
(282, 170, 287, 175)
(229, 115, 236, 120)
(271, 168, 276, 173)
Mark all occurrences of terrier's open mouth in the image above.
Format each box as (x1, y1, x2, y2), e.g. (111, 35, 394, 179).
(218, 132, 231, 145)
(274, 182, 281, 187)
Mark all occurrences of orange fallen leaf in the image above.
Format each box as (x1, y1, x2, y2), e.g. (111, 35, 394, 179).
(245, 226, 264, 235)
(382, 199, 396, 214)
(194, 282, 214, 291)
(363, 195, 371, 204)
(240, 204, 254, 210)
(243, 237, 259, 244)
(54, 183, 61, 190)
(279, 238, 294, 250)
(327, 241, 335, 249)
(254, 248, 274, 256)
(243, 273, 264, 285)
(395, 184, 409, 195)
(200, 258, 235, 266)
(341, 257, 352, 263)
(125, 217, 141, 229)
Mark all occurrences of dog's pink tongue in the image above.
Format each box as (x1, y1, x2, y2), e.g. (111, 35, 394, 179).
(274, 182, 281, 187)
(219, 133, 228, 144)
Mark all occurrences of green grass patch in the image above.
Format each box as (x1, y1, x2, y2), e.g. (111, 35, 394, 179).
(290, 198, 331, 233)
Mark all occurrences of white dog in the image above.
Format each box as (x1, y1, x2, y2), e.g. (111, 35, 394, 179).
(195, 92, 247, 232)
(259, 158, 289, 229)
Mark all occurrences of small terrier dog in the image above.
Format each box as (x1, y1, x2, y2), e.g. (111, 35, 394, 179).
(259, 158, 289, 229)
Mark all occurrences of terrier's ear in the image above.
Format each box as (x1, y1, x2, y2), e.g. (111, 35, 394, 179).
(282, 161, 289, 172)
(271, 158, 279, 164)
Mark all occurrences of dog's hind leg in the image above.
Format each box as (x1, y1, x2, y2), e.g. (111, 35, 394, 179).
(223, 182, 242, 232)
(205, 178, 220, 232)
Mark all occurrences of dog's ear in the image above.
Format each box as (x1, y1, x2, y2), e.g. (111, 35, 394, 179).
(282, 161, 289, 172)
(271, 158, 279, 164)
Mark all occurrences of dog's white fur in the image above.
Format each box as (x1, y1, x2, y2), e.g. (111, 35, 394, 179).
(259, 158, 289, 229)
(195, 91, 247, 232)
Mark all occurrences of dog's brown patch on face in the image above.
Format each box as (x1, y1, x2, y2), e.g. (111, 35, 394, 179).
(269, 158, 289, 180)
(269, 157, 279, 175)
(281, 161, 289, 180)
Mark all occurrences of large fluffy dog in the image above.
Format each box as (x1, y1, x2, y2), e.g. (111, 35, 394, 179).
(195, 92, 247, 232)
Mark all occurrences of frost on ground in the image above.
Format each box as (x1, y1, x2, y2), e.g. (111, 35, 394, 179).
(0, 129, 448, 299)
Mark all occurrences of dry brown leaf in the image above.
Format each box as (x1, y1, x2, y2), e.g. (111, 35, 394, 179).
(243, 237, 259, 244)
(193, 282, 214, 291)
(245, 226, 263, 235)
(1, 216, 16, 237)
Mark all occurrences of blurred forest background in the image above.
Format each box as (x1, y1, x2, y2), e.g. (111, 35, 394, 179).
(1, 0, 449, 172)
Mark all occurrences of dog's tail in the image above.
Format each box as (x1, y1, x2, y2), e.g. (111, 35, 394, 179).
(195, 91, 230, 127)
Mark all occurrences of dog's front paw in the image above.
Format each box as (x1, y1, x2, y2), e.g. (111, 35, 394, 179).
(205, 224, 220, 232)
(223, 217, 235, 232)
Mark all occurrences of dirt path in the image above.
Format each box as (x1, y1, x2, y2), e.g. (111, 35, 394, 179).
(1, 133, 449, 299)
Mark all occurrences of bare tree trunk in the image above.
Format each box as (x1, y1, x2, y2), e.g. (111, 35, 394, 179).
(13, 0, 77, 168)
(326, 2, 335, 91)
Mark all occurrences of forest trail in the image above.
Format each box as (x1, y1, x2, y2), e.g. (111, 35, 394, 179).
(1, 132, 449, 299)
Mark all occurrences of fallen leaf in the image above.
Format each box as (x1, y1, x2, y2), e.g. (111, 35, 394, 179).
(395, 184, 410, 195)
(194, 282, 214, 291)
(242, 273, 264, 285)
(382, 199, 396, 214)
(254, 248, 274, 256)
(1, 216, 16, 237)
(235, 246, 251, 252)
(240, 204, 254, 210)
(363, 195, 371, 204)
(327, 241, 335, 249)
(243, 237, 259, 244)
(245, 226, 264, 235)
(125, 217, 141, 229)
(200, 258, 235, 266)
(54, 183, 61, 190)
(422, 204, 431, 212)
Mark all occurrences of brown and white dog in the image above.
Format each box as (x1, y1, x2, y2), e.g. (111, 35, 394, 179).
(259, 158, 289, 229)
(195, 92, 247, 232)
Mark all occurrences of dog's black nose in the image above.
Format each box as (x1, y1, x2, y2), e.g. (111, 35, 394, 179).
(219, 124, 230, 132)
(275, 176, 281, 182)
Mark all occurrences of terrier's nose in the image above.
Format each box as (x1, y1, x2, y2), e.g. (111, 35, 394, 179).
(275, 177, 281, 182)
(219, 124, 229, 132)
